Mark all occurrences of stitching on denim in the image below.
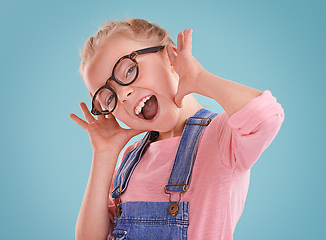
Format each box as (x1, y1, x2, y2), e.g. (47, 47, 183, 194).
(115, 218, 189, 226)
(113, 132, 151, 198)
(167, 110, 218, 191)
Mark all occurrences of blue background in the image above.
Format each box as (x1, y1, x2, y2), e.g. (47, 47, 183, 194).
(0, 0, 325, 239)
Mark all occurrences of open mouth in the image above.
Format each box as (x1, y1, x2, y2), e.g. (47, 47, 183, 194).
(135, 95, 158, 120)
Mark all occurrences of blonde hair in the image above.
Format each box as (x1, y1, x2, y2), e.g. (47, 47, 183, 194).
(79, 18, 175, 79)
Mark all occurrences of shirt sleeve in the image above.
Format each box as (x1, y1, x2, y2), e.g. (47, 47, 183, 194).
(217, 90, 285, 172)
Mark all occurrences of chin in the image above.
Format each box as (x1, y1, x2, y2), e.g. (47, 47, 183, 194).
(152, 106, 180, 132)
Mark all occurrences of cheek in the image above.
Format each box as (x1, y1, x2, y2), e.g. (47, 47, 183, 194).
(112, 106, 129, 125)
(148, 73, 178, 101)
(113, 105, 144, 129)
(139, 59, 179, 96)
(161, 73, 178, 97)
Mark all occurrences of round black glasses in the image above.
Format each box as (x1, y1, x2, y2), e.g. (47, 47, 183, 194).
(91, 46, 165, 115)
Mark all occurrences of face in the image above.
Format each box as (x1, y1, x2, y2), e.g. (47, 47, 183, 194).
(83, 35, 181, 133)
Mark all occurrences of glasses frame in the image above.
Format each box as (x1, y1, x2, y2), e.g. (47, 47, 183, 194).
(91, 46, 165, 115)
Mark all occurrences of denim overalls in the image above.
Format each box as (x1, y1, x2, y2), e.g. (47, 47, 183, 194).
(108, 109, 218, 240)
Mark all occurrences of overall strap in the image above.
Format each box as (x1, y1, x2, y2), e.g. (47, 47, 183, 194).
(165, 108, 218, 192)
(112, 108, 218, 199)
(112, 131, 158, 199)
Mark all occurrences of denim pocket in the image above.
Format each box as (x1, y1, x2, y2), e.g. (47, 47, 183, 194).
(108, 229, 127, 240)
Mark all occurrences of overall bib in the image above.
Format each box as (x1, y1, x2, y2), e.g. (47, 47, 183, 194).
(109, 109, 218, 240)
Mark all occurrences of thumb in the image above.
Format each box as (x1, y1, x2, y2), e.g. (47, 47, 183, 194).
(174, 88, 186, 108)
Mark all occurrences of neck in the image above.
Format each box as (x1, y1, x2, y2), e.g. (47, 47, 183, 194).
(156, 94, 202, 141)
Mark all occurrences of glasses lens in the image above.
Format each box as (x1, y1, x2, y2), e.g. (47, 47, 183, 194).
(94, 88, 117, 113)
(114, 58, 138, 84)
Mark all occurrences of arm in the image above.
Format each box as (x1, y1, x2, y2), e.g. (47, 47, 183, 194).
(167, 29, 284, 170)
(167, 29, 262, 117)
(217, 91, 284, 171)
(70, 102, 144, 240)
(195, 71, 262, 117)
(75, 152, 117, 240)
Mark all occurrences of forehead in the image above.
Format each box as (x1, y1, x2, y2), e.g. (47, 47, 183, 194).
(84, 35, 153, 93)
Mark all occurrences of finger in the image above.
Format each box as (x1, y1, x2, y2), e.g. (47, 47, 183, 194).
(89, 92, 105, 120)
(174, 88, 186, 108)
(94, 100, 106, 120)
(183, 29, 193, 51)
(166, 44, 177, 65)
(177, 31, 184, 53)
(80, 102, 96, 123)
(106, 112, 118, 123)
(69, 113, 88, 130)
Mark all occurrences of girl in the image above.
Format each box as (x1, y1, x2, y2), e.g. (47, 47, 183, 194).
(70, 18, 284, 240)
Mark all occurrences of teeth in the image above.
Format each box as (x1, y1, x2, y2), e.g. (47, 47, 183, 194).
(135, 95, 151, 115)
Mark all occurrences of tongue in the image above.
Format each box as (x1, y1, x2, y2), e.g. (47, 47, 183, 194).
(142, 96, 158, 120)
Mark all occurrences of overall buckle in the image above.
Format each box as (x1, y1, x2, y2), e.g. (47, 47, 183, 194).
(185, 117, 212, 126)
(113, 185, 122, 218)
(164, 184, 188, 216)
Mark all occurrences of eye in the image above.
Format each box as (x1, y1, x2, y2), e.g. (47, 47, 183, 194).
(106, 94, 115, 105)
(125, 65, 136, 79)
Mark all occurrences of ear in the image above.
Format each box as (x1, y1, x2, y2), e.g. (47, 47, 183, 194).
(163, 45, 179, 80)
(164, 44, 177, 66)
(170, 44, 177, 53)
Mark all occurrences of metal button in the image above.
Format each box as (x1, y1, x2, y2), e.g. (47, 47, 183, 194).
(169, 203, 179, 216)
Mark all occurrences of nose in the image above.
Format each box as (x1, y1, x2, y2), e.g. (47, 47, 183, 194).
(113, 83, 134, 103)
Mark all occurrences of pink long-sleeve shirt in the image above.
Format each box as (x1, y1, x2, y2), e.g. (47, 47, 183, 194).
(108, 90, 284, 239)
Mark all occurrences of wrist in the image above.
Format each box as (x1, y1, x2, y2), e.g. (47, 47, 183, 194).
(91, 143, 123, 157)
(193, 68, 209, 95)
(92, 150, 119, 163)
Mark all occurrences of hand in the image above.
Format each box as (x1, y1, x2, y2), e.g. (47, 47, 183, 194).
(69, 99, 144, 155)
(166, 29, 204, 108)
